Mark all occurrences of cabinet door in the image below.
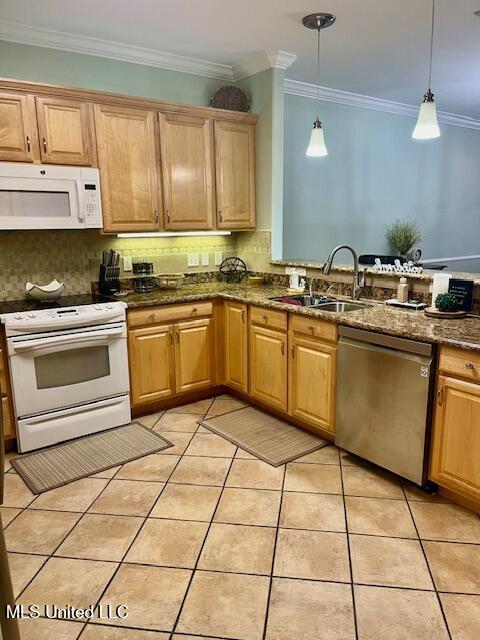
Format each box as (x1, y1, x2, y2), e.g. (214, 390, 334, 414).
(94, 104, 161, 232)
(215, 121, 255, 229)
(159, 113, 214, 230)
(175, 318, 214, 393)
(430, 375, 480, 502)
(36, 97, 95, 166)
(225, 301, 248, 392)
(1, 397, 15, 439)
(128, 325, 175, 406)
(289, 334, 336, 434)
(249, 325, 287, 411)
(0, 92, 38, 162)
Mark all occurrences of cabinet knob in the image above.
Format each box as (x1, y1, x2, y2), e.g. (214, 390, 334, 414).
(149, 313, 156, 320)
(465, 362, 475, 370)
(26, 136, 31, 152)
(154, 210, 159, 224)
(219, 210, 223, 223)
(263, 314, 268, 322)
(241, 308, 245, 323)
(192, 308, 197, 314)
(291, 345, 295, 359)
(42, 137, 47, 153)
(166, 210, 170, 223)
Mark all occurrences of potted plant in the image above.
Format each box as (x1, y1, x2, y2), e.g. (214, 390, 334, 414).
(386, 219, 422, 261)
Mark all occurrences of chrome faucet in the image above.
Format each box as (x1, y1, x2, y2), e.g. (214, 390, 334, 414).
(323, 245, 365, 300)
(308, 277, 316, 298)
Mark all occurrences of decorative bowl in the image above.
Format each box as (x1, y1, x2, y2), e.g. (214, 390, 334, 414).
(25, 279, 65, 300)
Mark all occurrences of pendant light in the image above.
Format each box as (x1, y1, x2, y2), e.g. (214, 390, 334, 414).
(303, 13, 336, 157)
(412, 0, 440, 139)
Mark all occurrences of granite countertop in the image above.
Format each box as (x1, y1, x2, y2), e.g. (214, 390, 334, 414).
(121, 282, 480, 353)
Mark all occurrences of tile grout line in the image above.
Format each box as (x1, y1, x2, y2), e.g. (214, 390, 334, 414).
(261, 460, 286, 640)
(339, 454, 359, 640)
(401, 483, 453, 640)
(171, 396, 242, 635)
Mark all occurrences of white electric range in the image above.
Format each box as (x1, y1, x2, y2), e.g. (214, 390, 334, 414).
(1, 301, 131, 452)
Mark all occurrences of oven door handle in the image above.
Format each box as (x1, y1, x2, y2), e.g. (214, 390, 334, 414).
(11, 328, 125, 353)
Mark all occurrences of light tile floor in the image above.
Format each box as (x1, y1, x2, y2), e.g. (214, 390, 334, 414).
(2, 393, 480, 639)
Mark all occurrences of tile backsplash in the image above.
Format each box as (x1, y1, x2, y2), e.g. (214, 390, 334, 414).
(0, 230, 261, 301)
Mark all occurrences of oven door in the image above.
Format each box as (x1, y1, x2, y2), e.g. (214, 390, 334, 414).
(8, 323, 129, 418)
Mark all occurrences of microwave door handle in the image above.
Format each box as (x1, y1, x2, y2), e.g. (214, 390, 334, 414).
(75, 178, 84, 222)
(12, 328, 124, 353)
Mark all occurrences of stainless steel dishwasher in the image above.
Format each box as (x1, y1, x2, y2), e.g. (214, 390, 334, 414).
(335, 326, 435, 486)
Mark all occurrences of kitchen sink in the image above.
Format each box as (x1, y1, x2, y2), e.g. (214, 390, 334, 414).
(316, 301, 367, 312)
(270, 294, 334, 307)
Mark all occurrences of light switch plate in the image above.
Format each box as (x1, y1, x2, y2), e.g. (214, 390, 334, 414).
(201, 252, 209, 266)
(187, 253, 200, 267)
(215, 252, 223, 266)
(123, 256, 132, 271)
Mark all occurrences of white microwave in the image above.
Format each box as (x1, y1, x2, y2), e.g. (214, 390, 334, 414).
(0, 163, 103, 230)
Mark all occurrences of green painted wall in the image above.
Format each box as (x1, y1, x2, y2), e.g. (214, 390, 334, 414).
(283, 93, 480, 271)
(238, 68, 285, 258)
(0, 40, 224, 105)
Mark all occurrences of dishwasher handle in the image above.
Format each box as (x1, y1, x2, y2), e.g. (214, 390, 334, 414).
(339, 325, 433, 357)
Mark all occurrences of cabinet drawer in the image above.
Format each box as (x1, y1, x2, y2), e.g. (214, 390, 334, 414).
(289, 315, 337, 343)
(250, 306, 287, 331)
(439, 347, 480, 382)
(128, 302, 213, 328)
(2, 397, 15, 439)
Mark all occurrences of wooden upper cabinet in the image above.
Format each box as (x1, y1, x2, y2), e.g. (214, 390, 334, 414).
(159, 112, 215, 230)
(94, 104, 161, 233)
(430, 375, 480, 503)
(35, 97, 96, 166)
(224, 301, 248, 393)
(215, 121, 255, 229)
(0, 92, 39, 162)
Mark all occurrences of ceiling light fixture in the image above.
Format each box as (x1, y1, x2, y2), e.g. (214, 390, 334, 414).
(412, 0, 440, 140)
(303, 13, 336, 157)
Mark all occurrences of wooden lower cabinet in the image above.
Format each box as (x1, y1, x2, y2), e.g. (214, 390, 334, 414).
(175, 318, 214, 393)
(289, 333, 336, 434)
(224, 301, 248, 392)
(430, 374, 480, 503)
(249, 324, 287, 411)
(128, 324, 175, 405)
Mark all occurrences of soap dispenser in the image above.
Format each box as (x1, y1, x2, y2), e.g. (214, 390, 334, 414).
(289, 268, 299, 290)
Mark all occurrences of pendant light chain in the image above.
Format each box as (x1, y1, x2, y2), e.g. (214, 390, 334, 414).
(428, 0, 436, 90)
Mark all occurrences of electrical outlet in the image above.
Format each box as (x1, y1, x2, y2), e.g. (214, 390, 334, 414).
(201, 252, 209, 266)
(215, 252, 223, 266)
(187, 253, 200, 267)
(123, 256, 132, 272)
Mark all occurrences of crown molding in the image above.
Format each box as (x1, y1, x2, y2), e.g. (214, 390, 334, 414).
(284, 78, 480, 131)
(0, 20, 299, 83)
(0, 21, 234, 80)
(233, 50, 297, 80)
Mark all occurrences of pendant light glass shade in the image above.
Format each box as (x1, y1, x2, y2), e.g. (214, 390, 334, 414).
(413, 0, 440, 140)
(306, 118, 328, 156)
(412, 91, 440, 139)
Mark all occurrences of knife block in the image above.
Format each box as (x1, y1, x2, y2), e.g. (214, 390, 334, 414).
(98, 264, 121, 296)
